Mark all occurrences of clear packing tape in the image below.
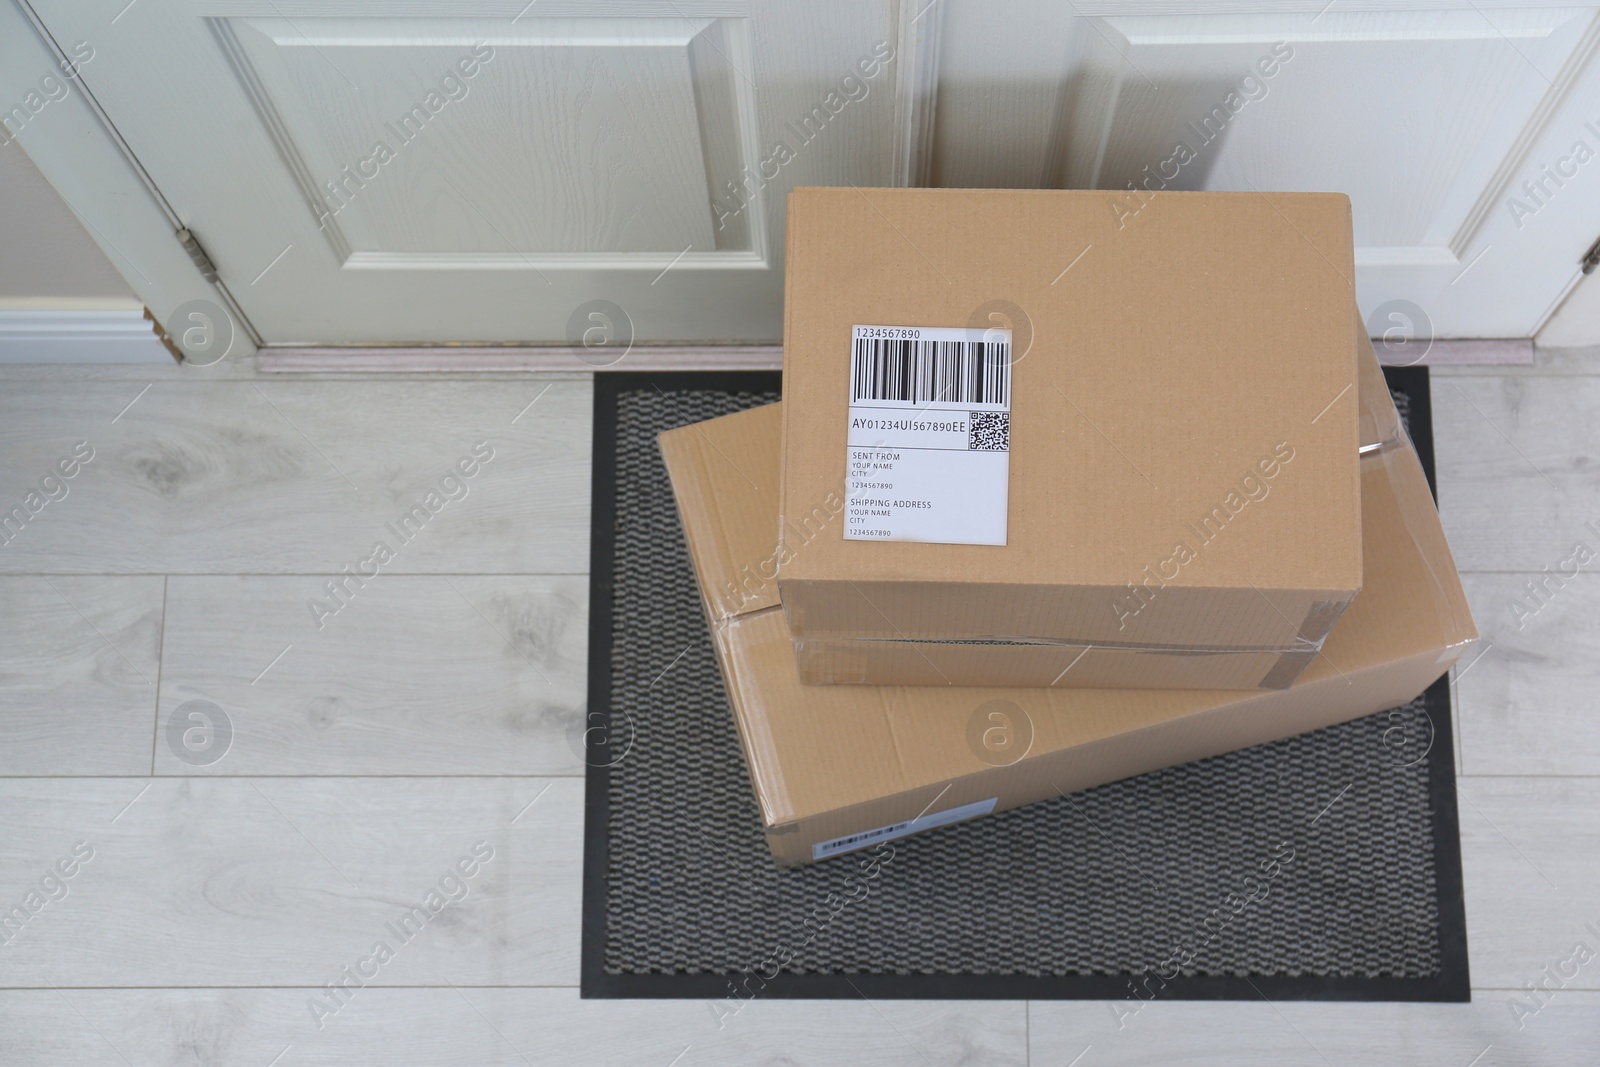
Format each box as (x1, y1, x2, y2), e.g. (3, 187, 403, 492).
(1356, 308, 1410, 458)
(1354, 324, 1476, 664)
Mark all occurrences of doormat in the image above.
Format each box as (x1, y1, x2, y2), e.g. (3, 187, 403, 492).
(582, 367, 1467, 1001)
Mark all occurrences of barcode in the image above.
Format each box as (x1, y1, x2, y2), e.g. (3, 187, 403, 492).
(814, 821, 910, 858)
(811, 797, 999, 860)
(851, 337, 1010, 407)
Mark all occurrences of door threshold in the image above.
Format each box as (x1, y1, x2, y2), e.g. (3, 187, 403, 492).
(255, 339, 1531, 373)
(257, 345, 783, 373)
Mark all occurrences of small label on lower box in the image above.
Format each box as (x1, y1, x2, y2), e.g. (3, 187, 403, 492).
(845, 325, 1011, 546)
(811, 796, 999, 860)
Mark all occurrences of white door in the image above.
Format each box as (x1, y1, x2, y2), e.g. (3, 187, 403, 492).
(24, 0, 908, 345)
(24, 0, 1600, 343)
(927, 3, 1600, 342)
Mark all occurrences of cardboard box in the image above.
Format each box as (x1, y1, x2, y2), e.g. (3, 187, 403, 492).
(660, 360, 1473, 866)
(778, 187, 1362, 688)
(795, 314, 1400, 690)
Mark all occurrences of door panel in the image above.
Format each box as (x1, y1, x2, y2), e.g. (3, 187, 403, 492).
(36, 0, 899, 343)
(218, 18, 743, 257)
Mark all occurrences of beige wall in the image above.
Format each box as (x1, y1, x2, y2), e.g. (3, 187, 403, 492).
(0, 141, 133, 303)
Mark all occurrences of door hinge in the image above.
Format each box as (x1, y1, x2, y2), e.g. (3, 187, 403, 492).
(176, 228, 219, 284)
(1583, 234, 1600, 276)
(142, 307, 186, 365)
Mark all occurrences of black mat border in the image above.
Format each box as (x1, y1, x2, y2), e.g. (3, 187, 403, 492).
(582, 368, 1468, 1002)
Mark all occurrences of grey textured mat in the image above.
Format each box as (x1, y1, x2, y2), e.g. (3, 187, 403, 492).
(582, 370, 1467, 1000)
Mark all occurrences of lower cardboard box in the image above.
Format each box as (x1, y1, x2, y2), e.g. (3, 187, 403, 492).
(660, 385, 1475, 867)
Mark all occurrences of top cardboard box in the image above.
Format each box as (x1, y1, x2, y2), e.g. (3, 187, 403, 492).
(779, 187, 1362, 685)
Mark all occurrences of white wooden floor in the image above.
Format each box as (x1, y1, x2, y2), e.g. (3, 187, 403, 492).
(1, 353, 1596, 1066)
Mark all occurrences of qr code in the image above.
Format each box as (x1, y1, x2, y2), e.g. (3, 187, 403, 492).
(969, 411, 1009, 451)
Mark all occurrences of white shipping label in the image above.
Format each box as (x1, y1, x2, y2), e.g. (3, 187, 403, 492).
(811, 797, 999, 860)
(845, 325, 1011, 546)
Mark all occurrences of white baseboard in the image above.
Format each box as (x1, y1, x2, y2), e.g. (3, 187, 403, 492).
(0, 307, 174, 364)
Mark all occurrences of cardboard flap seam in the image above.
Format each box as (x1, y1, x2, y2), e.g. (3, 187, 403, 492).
(796, 633, 1329, 655)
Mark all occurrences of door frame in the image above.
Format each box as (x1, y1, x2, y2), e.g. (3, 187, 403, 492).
(3, 0, 260, 361)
